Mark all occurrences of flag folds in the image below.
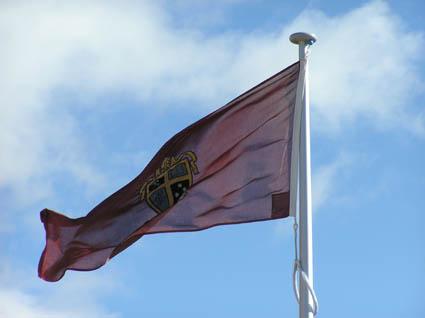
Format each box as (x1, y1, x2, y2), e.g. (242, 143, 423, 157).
(39, 62, 300, 282)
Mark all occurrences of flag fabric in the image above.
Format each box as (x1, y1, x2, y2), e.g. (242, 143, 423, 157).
(38, 62, 300, 282)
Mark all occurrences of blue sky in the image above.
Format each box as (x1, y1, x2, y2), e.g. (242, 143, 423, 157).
(1, 0, 424, 317)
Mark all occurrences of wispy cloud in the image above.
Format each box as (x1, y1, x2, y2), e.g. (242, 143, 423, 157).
(0, 289, 117, 318)
(312, 154, 352, 210)
(275, 153, 352, 237)
(0, 263, 120, 318)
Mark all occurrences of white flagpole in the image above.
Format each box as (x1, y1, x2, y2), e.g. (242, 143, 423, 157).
(290, 32, 317, 318)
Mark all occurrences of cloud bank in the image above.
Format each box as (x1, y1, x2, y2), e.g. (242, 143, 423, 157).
(1, 0, 423, 200)
(1, 1, 423, 316)
(0, 263, 119, 318)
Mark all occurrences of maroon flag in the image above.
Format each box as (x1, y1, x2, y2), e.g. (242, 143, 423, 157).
(39, 62, 300, 282)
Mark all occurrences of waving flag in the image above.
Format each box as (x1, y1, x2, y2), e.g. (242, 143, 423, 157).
(39, 62, 300, 282)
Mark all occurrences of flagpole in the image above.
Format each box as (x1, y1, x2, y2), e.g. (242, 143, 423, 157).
(290, 32, 317, 318)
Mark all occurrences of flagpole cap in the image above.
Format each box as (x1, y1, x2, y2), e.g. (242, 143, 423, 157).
(289, 32, 317, 45)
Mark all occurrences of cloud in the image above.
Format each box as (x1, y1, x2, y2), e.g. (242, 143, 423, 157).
(2, 0, 421, 313)
(1, 0, 423, 203)
(0, 289, 117, 318)
(0, 263, 120, 318)
(274, 153, 351, 236)
(312, 154, 352, 210)
(290, 1, 425, 133)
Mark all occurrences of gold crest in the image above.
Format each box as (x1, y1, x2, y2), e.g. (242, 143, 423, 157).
(140, 151, 199, 214)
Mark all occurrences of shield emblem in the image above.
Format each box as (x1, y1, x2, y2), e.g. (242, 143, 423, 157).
(145, 159, 194, 214)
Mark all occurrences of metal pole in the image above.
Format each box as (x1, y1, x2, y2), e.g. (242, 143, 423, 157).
(290, 32, 317, 318)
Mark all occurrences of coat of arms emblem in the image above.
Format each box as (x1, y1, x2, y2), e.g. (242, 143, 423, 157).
(140, 151, 199, 214)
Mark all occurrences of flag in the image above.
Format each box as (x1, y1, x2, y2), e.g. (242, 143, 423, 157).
(38, 62, 300, 282)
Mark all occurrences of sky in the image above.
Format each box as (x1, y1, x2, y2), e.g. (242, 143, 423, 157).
(1, 0, 424, 317)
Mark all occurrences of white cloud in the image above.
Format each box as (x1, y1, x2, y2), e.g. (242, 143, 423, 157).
(0, 0, 423, 202)
(1, 0, 421, 313)
(312, 154, 352, 210)
(0, 263, 120, 318)
(274, 153, 351, 236)
(290, 1, 425, 133)
(0, 289, 118, 318)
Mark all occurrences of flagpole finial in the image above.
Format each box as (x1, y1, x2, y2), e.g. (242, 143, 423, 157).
(289, 32, 317, 45)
